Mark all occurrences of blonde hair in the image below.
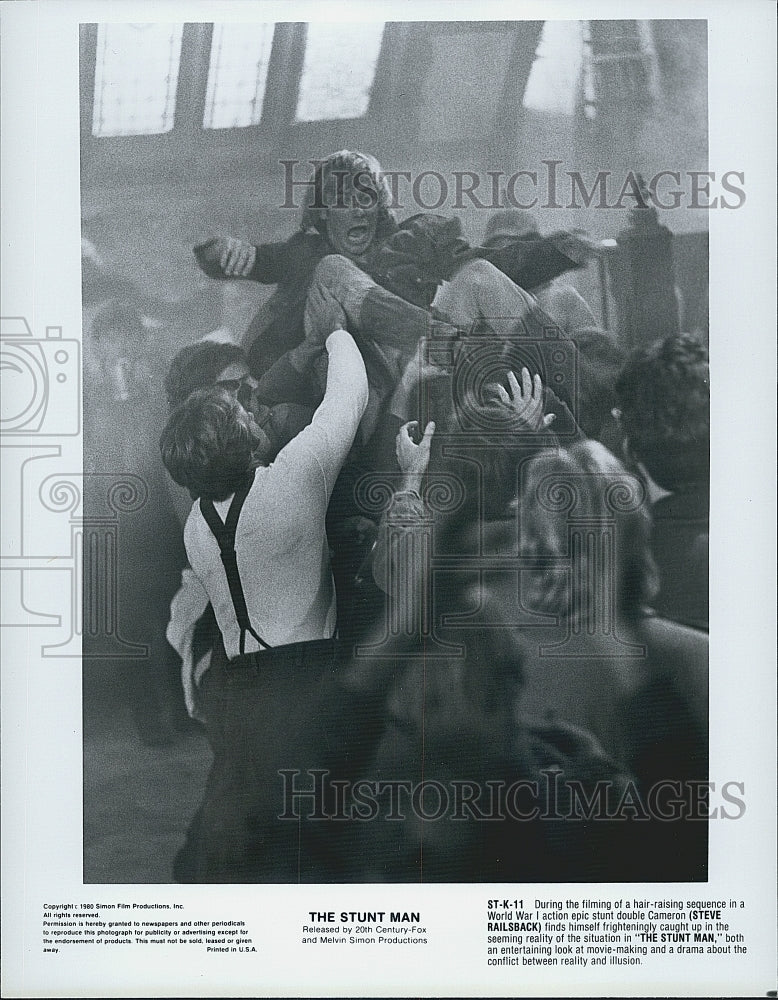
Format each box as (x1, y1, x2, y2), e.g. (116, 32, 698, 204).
(517, 441, 658, 624)
(299, 150, 396, 239)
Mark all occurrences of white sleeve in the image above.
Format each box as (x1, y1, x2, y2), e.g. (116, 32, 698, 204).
(166, 565, 210, 659)
(275, 329, 368, 499)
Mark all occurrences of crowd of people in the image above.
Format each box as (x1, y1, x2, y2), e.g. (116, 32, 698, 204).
(100, 149, 710, 882)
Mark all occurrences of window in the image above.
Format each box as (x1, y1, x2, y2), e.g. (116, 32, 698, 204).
(92, 24, 184, 137)
(523, 20, 583, 116)
(296, 22, 385, 121)
(581, 23, 597, 120)
(203, 23, 275, 129)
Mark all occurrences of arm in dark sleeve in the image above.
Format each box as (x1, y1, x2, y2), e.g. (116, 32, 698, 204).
(193, 232, 325, 286)
(248, 233, 325, 285)
(480, 233, 595, 291)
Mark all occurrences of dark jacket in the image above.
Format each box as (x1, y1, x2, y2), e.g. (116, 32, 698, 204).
(194, 216, 593, 377)
(650, 481, 709, 630)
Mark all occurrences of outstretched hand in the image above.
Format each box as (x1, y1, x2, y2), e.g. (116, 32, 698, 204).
(487, 368, 555, 432)
(396, 420, 436, 477)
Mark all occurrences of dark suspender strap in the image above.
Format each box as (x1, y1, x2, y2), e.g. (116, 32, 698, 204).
(199, 470, 272, 654)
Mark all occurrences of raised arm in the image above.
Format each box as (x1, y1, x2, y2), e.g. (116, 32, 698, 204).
(371, 420, 435, 597)
(281, 329, 368, 498)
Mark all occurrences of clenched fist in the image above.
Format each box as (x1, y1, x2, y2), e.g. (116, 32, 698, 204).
(193, 237, 257, 279)
(219, 237, 257, 277)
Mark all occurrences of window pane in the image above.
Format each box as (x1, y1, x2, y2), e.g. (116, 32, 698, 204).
(203, 23, 274, 129)
(92, 24, 183, 137)
(296, 22, 385, 121)
(523, 20, 583, 116)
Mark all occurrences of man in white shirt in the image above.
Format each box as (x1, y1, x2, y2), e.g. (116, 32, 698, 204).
(159, 329, 371, 882)
(162, 328, 367, 661)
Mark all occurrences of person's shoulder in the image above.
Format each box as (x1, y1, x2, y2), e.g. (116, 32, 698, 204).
(548, 282, 587, 307)
(183, 499, 205, 548)
(244, 450, 325, 518)
(269, 434, 321, 479)
(284, 230, 328, 253)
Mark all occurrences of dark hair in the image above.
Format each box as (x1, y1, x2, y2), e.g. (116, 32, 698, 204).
(160, 386, 261, 501)
(615, 334, 709, 490)
(575, 330, 627, 440)
(164, 341, 246, 410)
(299, 149, 397, 241)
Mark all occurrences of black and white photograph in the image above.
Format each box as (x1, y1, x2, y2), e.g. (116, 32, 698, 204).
(1, 1, 775, 997)
(79, 14, 712, 886)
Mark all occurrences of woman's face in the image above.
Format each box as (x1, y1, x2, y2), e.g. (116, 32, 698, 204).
(324, 174, 379, 257)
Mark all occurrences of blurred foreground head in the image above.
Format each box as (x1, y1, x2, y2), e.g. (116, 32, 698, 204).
(517, 440, 658, 625)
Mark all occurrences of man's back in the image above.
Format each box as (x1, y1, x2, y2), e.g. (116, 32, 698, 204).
(184, 329, 368, 658)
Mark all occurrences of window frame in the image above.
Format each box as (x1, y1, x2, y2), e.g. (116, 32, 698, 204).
(81, 23, 298, 182)
(79, 20, 544, 185)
